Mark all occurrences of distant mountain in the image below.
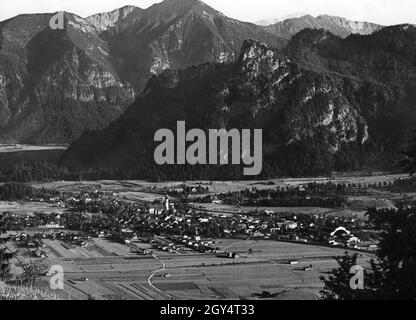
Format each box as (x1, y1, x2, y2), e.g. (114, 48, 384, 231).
(92, 0, 286, 92)
(266, 14, 383, 39)
(0, 0, 286, 143)
(61, 25, 416, 179)
(255, 12, 307, 26)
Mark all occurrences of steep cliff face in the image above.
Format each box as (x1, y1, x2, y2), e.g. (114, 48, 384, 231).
(235, 40, 369, 153)
(62, 24, 416, 178)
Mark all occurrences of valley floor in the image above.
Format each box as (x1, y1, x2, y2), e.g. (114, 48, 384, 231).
(4, 236, 373, 300)
(1, 172, 411, 300)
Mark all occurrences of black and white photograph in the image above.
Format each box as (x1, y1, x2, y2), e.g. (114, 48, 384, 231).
(0, 0, 416, 306)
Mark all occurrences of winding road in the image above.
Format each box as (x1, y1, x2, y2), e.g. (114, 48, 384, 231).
(147, 254, 173, 300)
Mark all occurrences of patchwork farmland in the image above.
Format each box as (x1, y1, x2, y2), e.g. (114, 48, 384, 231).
(3, 173, 405, 300)
(28, 238, 373, 300)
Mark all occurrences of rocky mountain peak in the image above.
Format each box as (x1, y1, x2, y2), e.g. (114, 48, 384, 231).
(141, 0, 220, 26)
(237, 39, 287, 76)
(239, 39, 269, 57)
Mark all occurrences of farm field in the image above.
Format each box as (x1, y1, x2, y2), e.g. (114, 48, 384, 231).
(15, 238, 374, 300)
(33, 172, 409, 210)
(34, 173, 407, 192)
(152, 241, 372, 300)
(2, 172, 407, 300)
(34, 181, 168, 203)
(194, 203, 339, 215)
(0, 201, 65, 216)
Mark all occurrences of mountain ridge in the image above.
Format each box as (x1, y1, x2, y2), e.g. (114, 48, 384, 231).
(265, 14, 383, 39)
(0, 0, 402, 144)
(61, 25, 416, 178)
(0, 0, 285, 143)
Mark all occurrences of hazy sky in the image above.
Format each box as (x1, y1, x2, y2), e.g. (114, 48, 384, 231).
(0, 0, 415, 25)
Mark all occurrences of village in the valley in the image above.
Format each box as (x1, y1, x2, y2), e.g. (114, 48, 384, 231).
(0, 173, 411, 300)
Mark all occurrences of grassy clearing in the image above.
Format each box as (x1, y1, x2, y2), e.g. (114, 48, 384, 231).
(0, 281, 60, 300)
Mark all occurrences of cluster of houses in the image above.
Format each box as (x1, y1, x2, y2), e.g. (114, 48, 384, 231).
(0, 211, 66, 230)
(1, 188, 377, 255)
(147, 235, 217, 253)
(148, 235, 242, 258)
(168, 235, 217, 253)
(9, 231, 90, 257)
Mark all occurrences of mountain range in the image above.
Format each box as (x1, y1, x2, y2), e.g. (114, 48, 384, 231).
(0, 0, 385, 144)
(264, 14, 382, 39)
(61, 24, 416, 179)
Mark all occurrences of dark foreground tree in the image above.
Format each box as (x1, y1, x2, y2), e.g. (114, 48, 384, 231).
(321, 206, 416, 300)
(0, 249, 14, 282)
(17, 262, 45, 287)
(366, 206, 416, 299)
(321, 253, 367, 300)
(322, 132, 416, 300)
